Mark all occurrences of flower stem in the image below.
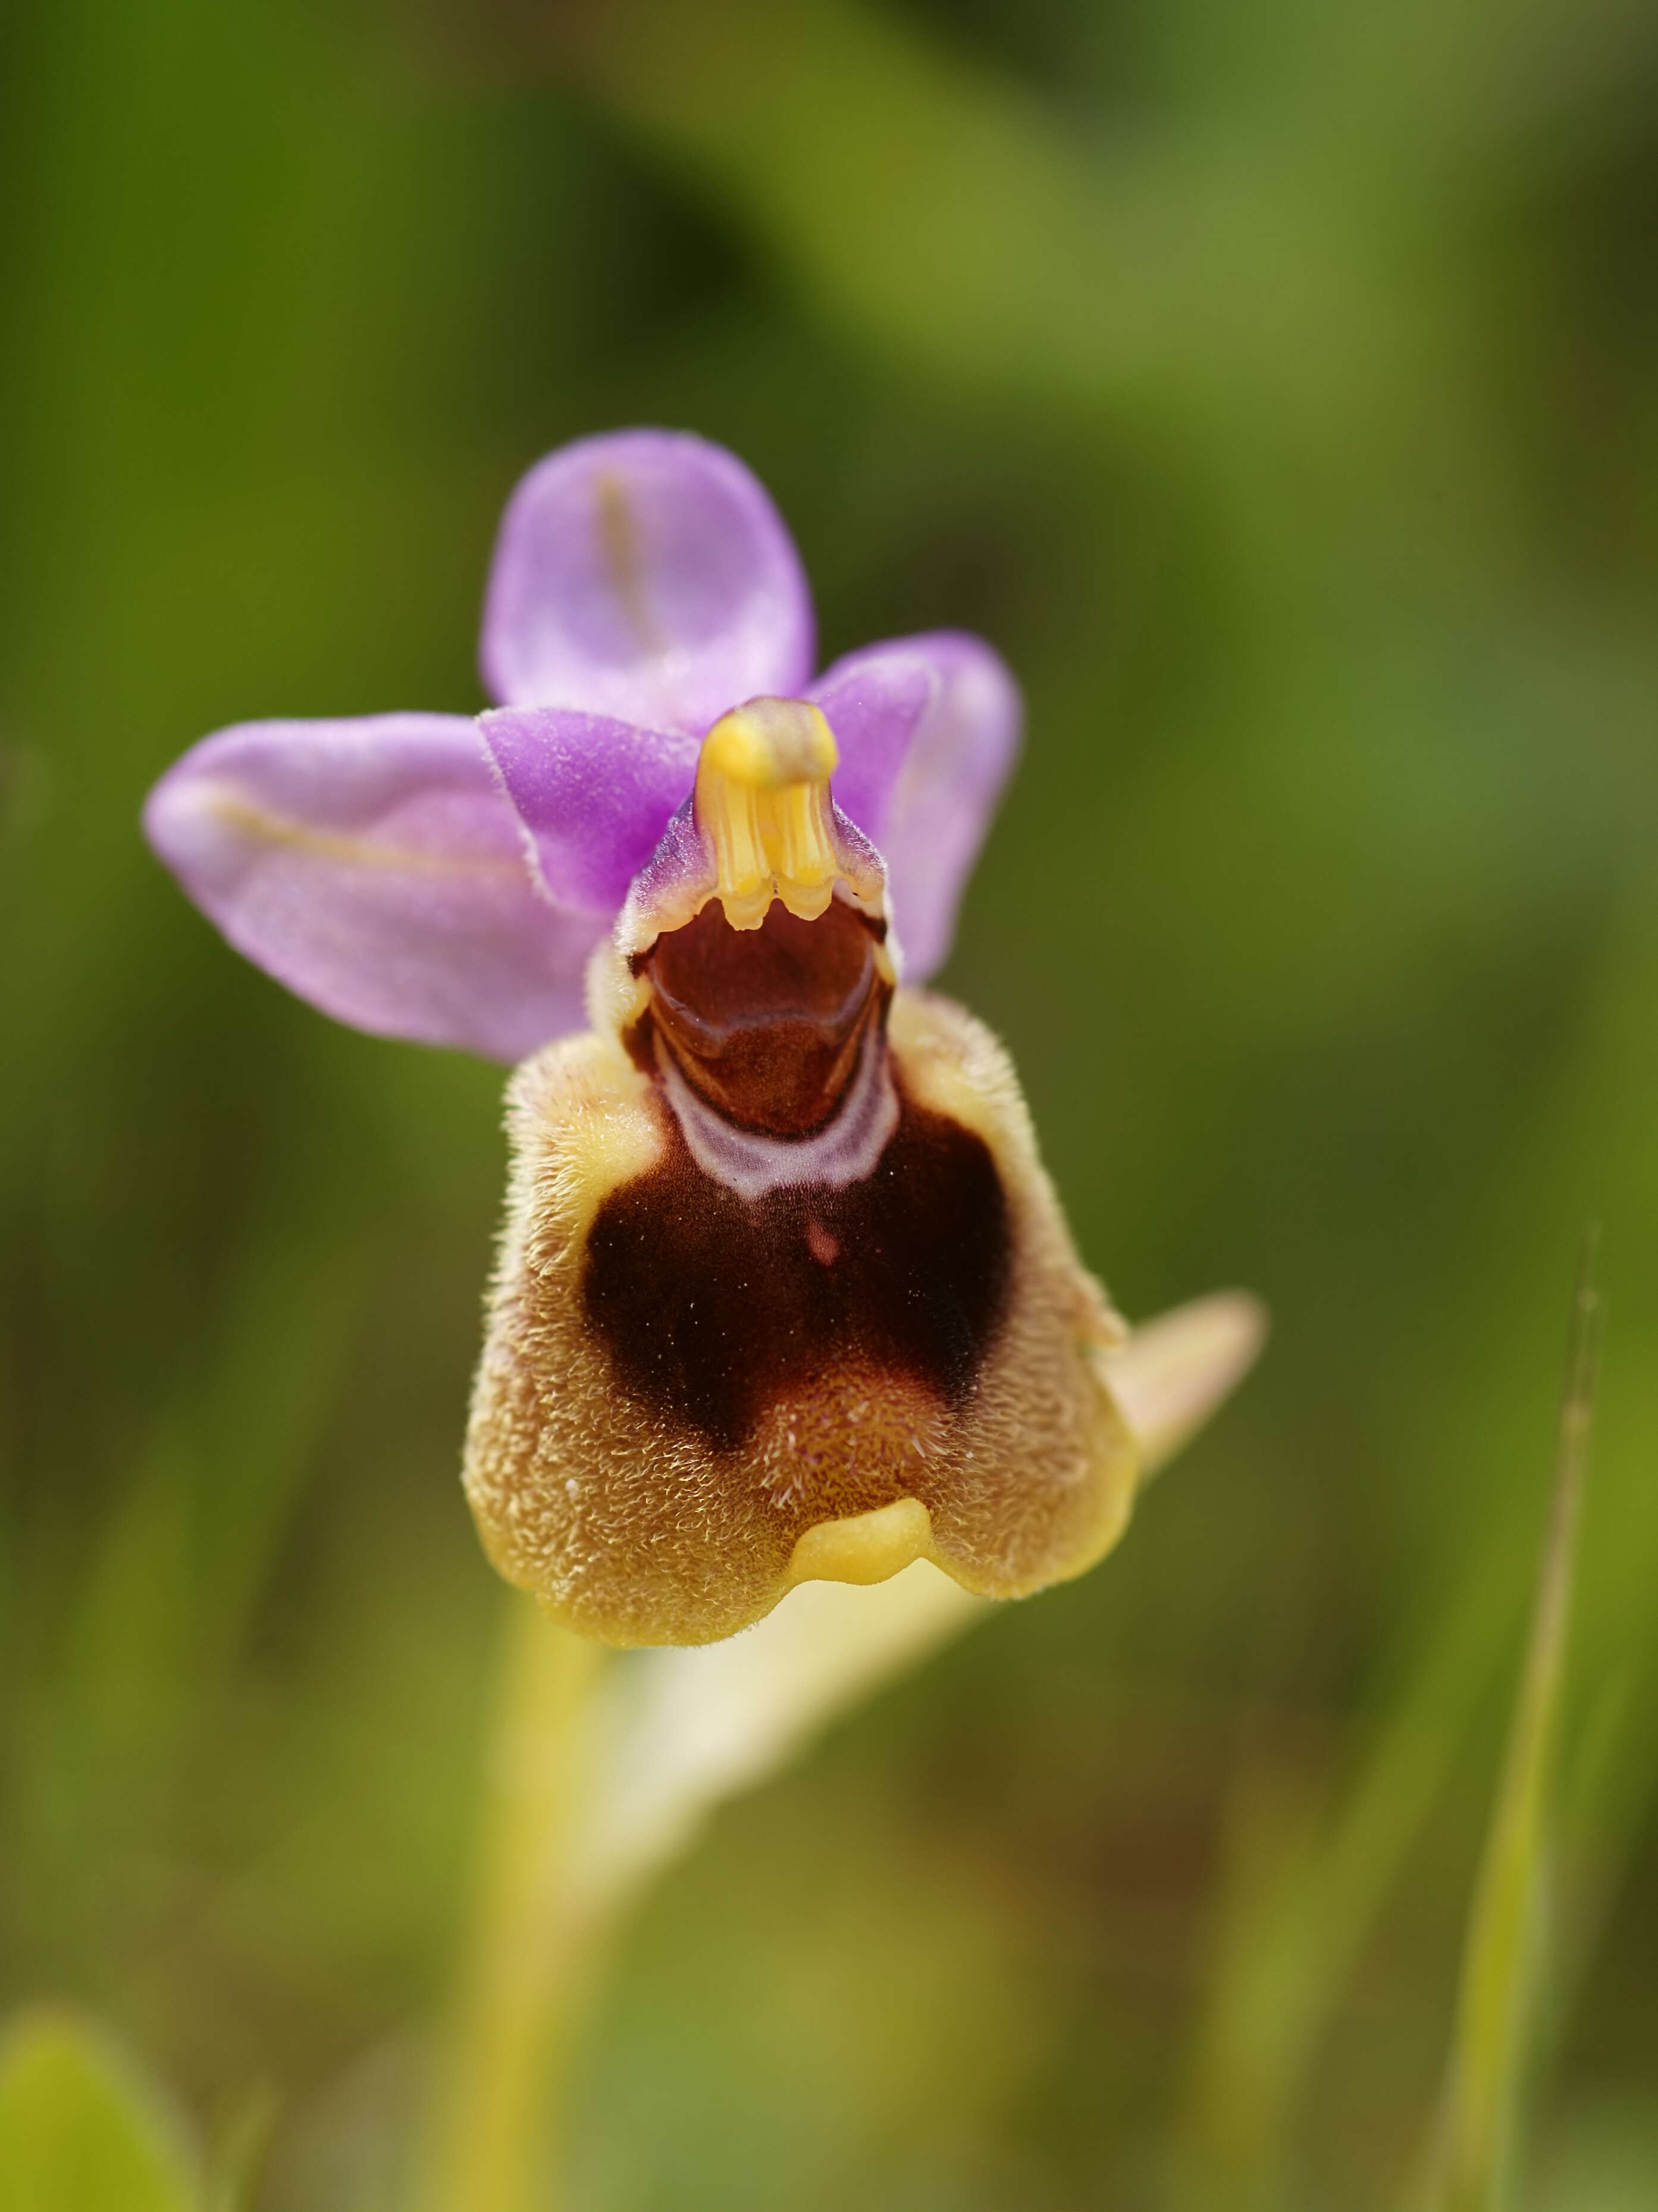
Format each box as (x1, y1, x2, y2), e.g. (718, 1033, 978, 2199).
(421, 1593, 607, 2212)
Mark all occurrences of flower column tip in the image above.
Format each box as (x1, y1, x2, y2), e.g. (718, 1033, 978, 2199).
(694, 698, 864, 928)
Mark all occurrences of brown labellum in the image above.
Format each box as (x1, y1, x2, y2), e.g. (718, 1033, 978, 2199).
(463, 946, 1136, 1645)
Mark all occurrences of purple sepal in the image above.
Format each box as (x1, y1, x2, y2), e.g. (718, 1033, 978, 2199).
(479, 429, 815, 735)
(143, 714, 599, 1062)
(808, 649, 936, 840)
(479, 706, 700, 915)
(812, 633, 1021, 978)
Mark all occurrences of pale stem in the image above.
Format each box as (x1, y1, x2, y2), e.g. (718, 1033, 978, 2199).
(420, 1593, 607, 2212)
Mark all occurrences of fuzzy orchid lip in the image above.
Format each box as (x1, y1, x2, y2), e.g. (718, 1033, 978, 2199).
(144, 430, 1023, 1060)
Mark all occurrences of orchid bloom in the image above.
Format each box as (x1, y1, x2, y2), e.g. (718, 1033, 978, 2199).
(146, 430, 1145, 1648)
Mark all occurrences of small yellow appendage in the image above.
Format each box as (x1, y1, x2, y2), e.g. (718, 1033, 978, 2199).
(694, 698, 842, 929)
(784, 1497, 937, 1589)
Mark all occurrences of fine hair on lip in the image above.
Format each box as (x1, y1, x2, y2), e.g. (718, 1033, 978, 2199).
(464, 990, 1137, 1648)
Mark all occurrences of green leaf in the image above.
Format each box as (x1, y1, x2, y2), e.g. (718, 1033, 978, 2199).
(0, 2009, 200, 2212)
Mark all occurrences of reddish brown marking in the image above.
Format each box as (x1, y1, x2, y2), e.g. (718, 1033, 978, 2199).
(630, 898, 889, 1138)
(582, 1090, 1011, 1456)
(805, 1216, 839, 1266)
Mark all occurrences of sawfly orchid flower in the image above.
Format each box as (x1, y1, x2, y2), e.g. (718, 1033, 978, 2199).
(146, 430, 1146, 1646)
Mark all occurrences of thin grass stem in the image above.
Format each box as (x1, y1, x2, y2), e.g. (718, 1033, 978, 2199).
(1424, 1232, 1603, 2212)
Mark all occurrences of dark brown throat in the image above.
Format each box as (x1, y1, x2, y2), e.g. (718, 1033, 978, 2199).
(582, 1083, 1013, 1457)
(628, 896, 891, 1138)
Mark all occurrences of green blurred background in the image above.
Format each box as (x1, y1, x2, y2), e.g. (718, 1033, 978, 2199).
(4, 0, 1657, 2204)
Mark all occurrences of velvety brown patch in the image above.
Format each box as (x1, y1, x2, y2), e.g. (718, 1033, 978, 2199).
(629, 898, 888, 1138)
(582, 1092, 1011, 1456)
(465, 994, 1136, 1645)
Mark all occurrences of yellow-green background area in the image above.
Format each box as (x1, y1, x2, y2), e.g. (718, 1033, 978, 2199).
(3, 1, 1656, 2205)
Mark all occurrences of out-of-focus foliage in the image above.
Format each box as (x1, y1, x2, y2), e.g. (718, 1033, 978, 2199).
(0, 2010, 200, 2212)
(2, 0, 1656, 2205)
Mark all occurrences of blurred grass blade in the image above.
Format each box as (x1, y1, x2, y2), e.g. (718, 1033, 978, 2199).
(0, 2009, 200, 2212)
(1176, 1526, 1531, 2206)
(1177, 1251, 1601, 2211)
(1425, 1235, 1603, 2212)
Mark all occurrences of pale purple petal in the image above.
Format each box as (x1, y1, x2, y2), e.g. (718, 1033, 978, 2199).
(808, 648, 935, 842)
(143, 714, 600, 1062)
(480, 707, 700, 914)
(811, 633, 1021, 978)
(480, 430, 815, 734)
